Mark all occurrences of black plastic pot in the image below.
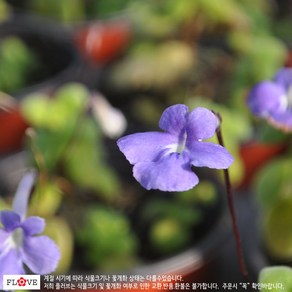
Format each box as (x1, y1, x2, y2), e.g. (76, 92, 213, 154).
(0, 13, 88, 98)
(71, 166, 236, 285)
(0, 149, 257, 291)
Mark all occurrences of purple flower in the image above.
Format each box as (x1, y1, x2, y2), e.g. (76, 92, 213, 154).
(0, 171, 60, 289)
(247, 67, 292, 131)
(117, 104, 233, 191)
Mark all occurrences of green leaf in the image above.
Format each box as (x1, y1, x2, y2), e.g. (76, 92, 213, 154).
(54, 83, 88, 115)
(249, 36, 287, 82)
(29, 0, 85, 22)
(259, 266, 292, 292)
(141, 199, 201, 227)
(77, 207, 137, 270)
(263, 197, 292, 260)
(128, 2, 179, 38)
(32, 127, 74, 171)
(257, 122, 288, 144)
(0, 0, 10, 22)
(88, 0, 132, 18)
(64, 117, 120, 199)
(150, 217, 191, 255)
(0, 37, 38, 92)
(44, 217, 74, 273)
(22, 83, 89, 171)
(29, 180, 63, 217)
(21, 83, 88, 130)
(21, 93, 50, 128)
(110, 41, 195, 90)
(197, 0, 248, 27)
(255, 158, 292, 209)
(178, 180, 217, 205)
(231, 34, 287, 86)
(236, 0, 271, 34)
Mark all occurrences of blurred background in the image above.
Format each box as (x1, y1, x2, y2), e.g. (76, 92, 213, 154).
(0, 0, 292, 291)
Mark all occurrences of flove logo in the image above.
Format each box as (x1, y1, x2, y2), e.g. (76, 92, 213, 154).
(3, 275, 40, 290)
(17, 277, 27, 286)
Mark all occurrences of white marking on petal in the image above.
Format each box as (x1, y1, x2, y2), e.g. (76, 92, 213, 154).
(163, 132, 187, 155)
(280, 94, 288, 110)
(280, 86, 292, 111)
(5, 228, 24, 252)
(12, 228, 23, 249)
(287, 86, 292, 108)
(164, 143, 180, 155)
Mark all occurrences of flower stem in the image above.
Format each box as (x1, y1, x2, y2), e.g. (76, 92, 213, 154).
(214, 112, 249, 280)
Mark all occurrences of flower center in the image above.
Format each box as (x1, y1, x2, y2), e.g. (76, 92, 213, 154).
(282, 85, 292, 110)
(164, 131, 187, 155)
(287, 86, 292, 107)
(11, 227, 23, 249)
(176, 131, 187, 154)
(2, 227, 24, 255)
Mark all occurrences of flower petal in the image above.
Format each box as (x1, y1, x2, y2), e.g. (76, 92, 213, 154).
(133, 152, 199, 191)
(13, 170, 37, 220)
(22, 235, 60, 274)
(274, 67, 292, 91)
(0, 248, 24, 290)
(159, 104, 188, 135)
(247, 81, 285, 117)
(117, 132, 177, 164)
(188, 142, 233, 169)
(1, 210, 21, 232)
(268, 111, 292, 132)
(186, 107, 217, 141)
(0, 229, 10, 253)
(22, 216, 45, 236)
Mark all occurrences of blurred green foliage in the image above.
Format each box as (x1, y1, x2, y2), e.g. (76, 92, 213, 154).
(109, 41, 195, 91)
(188, 98, 251, 185)
(255, 158, 292, 209)
(45, 217, 74, 273)
(150, 218, 191, 255)
(26, 0, 133, 22)
(263, 198, 292, 260)
(259, 266, 292, 292)
(0, 0, 10, 22)
(29, 180, 63, 218)
(21, 83, 120, 199)
(230, 34, 287, 110)
(2, 0, 292, 275)
(28, 0, 85, 23)
(178, 180, 217, 205)
(0, 37, 39, 92)
(21, 84, 88, 171)
(77, 206, 138, 271)
(255, 158, 292, 260)
(140, 180, 218, 256)
(19, 83, 124, 272)
(64, 117, 120, 199)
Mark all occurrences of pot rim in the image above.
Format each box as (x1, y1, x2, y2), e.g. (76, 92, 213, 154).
(0, 151, 233, 277)
(131, 203, 231, 276)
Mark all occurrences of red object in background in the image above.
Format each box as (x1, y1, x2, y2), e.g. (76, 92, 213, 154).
(0, 108, 29, 154)
(284, 50, 292, 67)
(239, 141, 287, 188)
(75, 21, 132, 64)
